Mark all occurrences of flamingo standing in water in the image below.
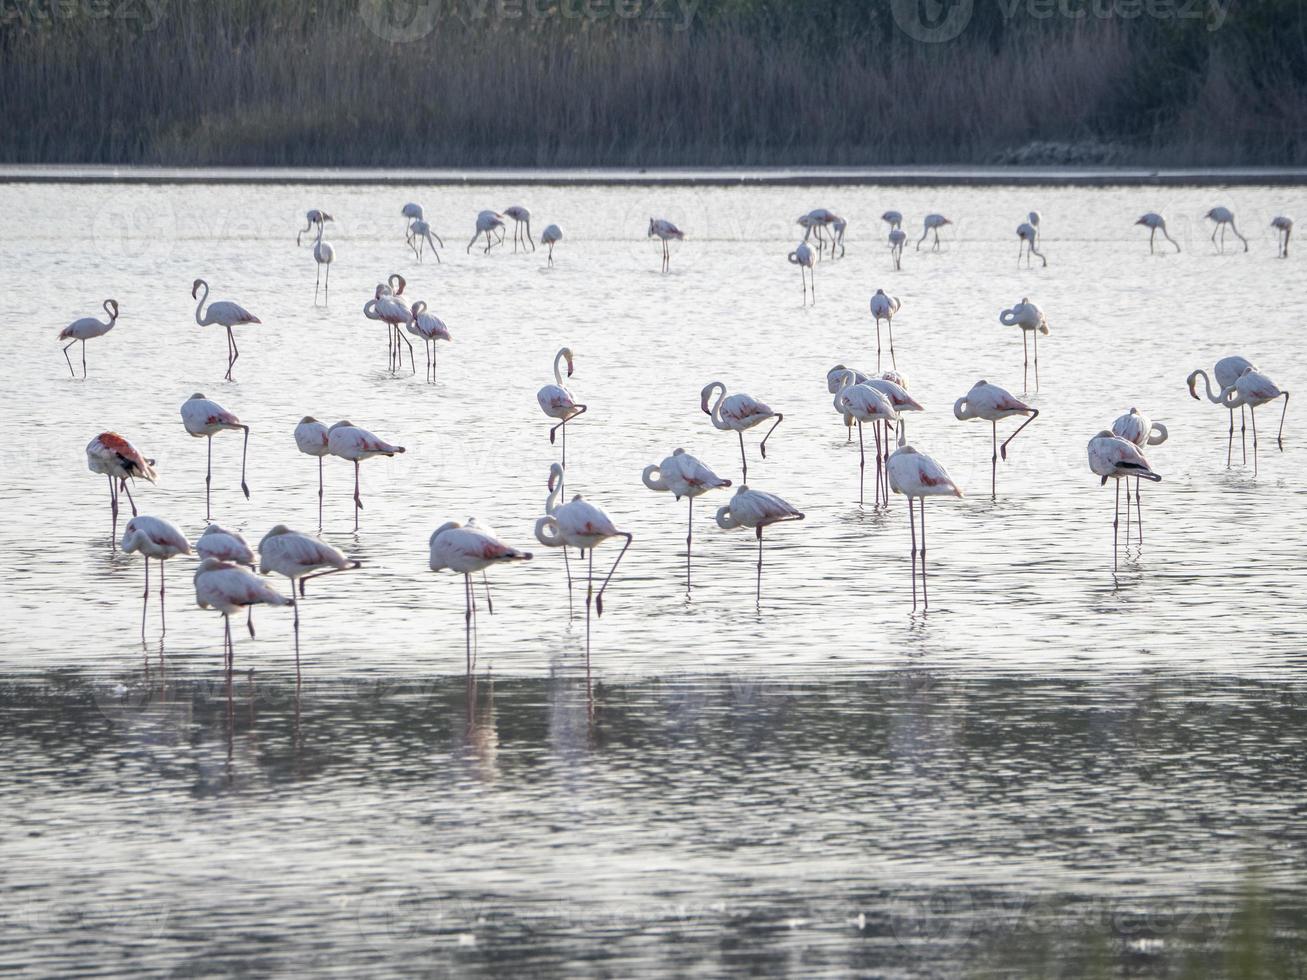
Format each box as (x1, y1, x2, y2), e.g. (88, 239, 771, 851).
(831, 216, 847, 258)
(121, 515, 192, 639)
(788, 242, 815, 305)
(503, 206, 534, 252)
(1111, 407, 1168, 543)
(431, 519, 533, 673)
(1088, 431, 1161, 570)
(642, 447, 732, 590)
(260, 525, 358, 679)
(1220, 368, 1290, 475)
(541, 224, 563, 265)
(833, 370, 898, 506)
(401, 203, 424, 246)
(1205, 206, 1248, 253)
(1017, 222, 1046, 267)
(180, 393, 250, 520)
(534, 480, 633, 669)
(1271, 216, 1293, 257)
(1136, 213, 1181, 253)
(1187, 355, 1258, 466)
(194, 557, 293, 670)
(87, 432, 157, 546)
(887, 433, 963, 610)
(297, 209, 332, 246)
(197, 523, 257, 636)
(953, 380, 1039, 499)
(826, 363, 869, 442)
(701, 381, 783, 484)
(294, 416, 330, 528)
(889, 228, 907, 270)
(870, 288, 902, 370)
(192, 279, 260, 381)
(59, 299, 119, 378)
(408, 301, 451, 383)
(882, 210, 903, 230)
(537, 347, 587, 491)
(917, 213, 951, 251)
(374, 280, 415, 374)
(468, 210, 505, 254)
(648, 218, 684, 271)
(862, 374, 923, 487)
(408, 219, 443, 263)
(714, 486, 804, 604)
(999, 297, 1050, 391)
(327, 421, 406, 530)
(1027, 211, 1041, 245)
(306, 219, 335, 303)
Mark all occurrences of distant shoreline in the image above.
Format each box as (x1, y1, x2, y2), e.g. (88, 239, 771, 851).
(4, 165, 1307, 187)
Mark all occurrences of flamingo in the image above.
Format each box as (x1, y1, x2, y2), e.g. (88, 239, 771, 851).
(648, 218, 684, 271)
(799, 209, 841, 259)
(1027, 210, 1042, 245)
(797, 211, 827, 257)
(917, 213, 951, 251)
(1111, 407, 1168, 543)
(700, 381, 783, 484)
(294, 416, 330, 528)
(999, 297, 1050, 391)
(788, 242, 815, 305)
(831, 216, 847, 258)
(401, 203, 424, 245)
(259, 525, 358, 678)
(408, 301, 451, 383)
(1136, 212, 1181, 253)
(953, 380, 1038, 499)
(87, 432, 157, 545)
(826, 363, 869, 443)
(714, 486, 804, 604)
(468, 210, 505, 254)
(503, 206, 534, 252)
(364, 274, 409, 370)
(194, 557, 293, 670)
(180, 393, 250, 520)
(889, 228, 906, 270)
(861, 374, 923, 481)
(296, 209, 332, 246)
(407, 219, 443, 263)
(374, 280, 414, 373)
(1271, 216, 1293, 258)
(121, 515, 192, 638)
(1017, 222, 1046, 267)
(642, 447, 731, 590)
(1187, 355, 1258, 466)
(1220, 368, 1289, 475)
(541, 224, 563, 265)
(887, 434, 963, 610)
(1088, 431, 1161, 569)
(882, 210, 903, 230)
(306, 219, 335, 303)
(537, 347, 586, 489)
(534, 482, 633, 668)
(327, 421, 406, 530)
(197, 522, 256, 635)
(191, 279, 261, 381)
(1205, 206, 1248, 253)
(58, 299, 119, 378)
(430, 518, 532, 673)
(869, 288, 902, 370)
(834, 371, 898, 506)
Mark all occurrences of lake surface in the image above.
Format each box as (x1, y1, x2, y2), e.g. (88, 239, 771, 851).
(1, 181, 1305, 976)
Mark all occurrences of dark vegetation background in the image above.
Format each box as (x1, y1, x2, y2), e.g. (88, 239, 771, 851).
(1, 0, 1304, 166)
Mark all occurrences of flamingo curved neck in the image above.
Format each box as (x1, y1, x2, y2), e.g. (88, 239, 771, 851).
(641, 464, 668, 492)
(705, 382, 727, 429)
(193, 280, 210, 326)
(1191, 369, 1223, 404)
(552, 350, 567, 386)
(534, 515, 561, 546)
(953, 397, 973, 420)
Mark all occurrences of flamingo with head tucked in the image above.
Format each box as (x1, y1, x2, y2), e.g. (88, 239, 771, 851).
(788, 242, 815, 305)
(714, 486, 804, 605)
(953, 380, 1038, 499)
(869, 289, 902, 370)
(180, 393, 250, 520)
(642, 447, 731, 590)
(121, 515, 192, 638)
(541, 224, 563, 265)
(1187, 355, 1258, 466)
(1220, 368, 1289, 476)
(260, 525, 359, 678)
(327, 421, 406, 530)
(1205, 206, 1248, 253)
(701, 381, 782, 484)
(294, 416, 331, 528)
(87, 432, 157, 545)
(1136, 213, 1181, 254)
(59, 299, 119, 378)
(194, 557, 294, 670)
(1111, 407, 1168, 542)
(1088, 431, 1161, 569)
(999, 297, 1050, 391)
(192, 279, 261, 381)
(887, 433, 963, 609)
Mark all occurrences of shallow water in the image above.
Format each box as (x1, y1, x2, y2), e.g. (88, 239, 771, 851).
(1, 181, 1305, 975)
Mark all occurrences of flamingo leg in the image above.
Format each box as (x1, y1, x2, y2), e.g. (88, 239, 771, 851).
(1033, 329, 1040, 390)
(1149, 227, 1156, 254)
(1113, 479, 1120, 570)
(224, 614, 233, 671)
(857, 420, 865, 506)
(738, 429, 748, 484)
(686, 497, 694, 593)
(482, 572, 494, 615)
(159, 559, 167, 634)
(293, 586, 301, 685)
(1227, 408, 1235, 467)
(755, 526, 764, 606)
(594, 532, 631, 616)
(317, 456, 324, 530)
(759, 414, 783, 460)
(1277, 392, 1290, 450)
(920, 498, 928, 609)
(240, 426, 250, 500)
(315, 261, 321, 303)
(63, 341, 76, 378)
(228, 327, 239, 380)
(991, 421, 998, 500)
(1124, 474, 1132, 541)
(1241, 406, 1248, 464)
(121, 478, 138, 517)
(464, 573, 473, 676)
(908, 496, 918, 609)
(353, 461, 362, 531)
(1022, 330, 1030, 392)
(1135, 477, 1144, 545)
(876, 321, 882, 372)
(526, 220, 534, 251)
(585, 550, 593, 672)
(205, 435, 212, 520)
(873, 423, 884, 507)
(81, 339, 88, 378)
(324, 261, 330, 301)
(1000, 410, 1038, 462)
(1251, 405, 1259, 475)
(141, 557, 149, 642)
(108, 474, 118, 546)
(888, 319, 896, 369)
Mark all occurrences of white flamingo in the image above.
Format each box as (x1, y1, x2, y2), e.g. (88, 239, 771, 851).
(503, 206, 534, 252)
(1220, 368, 1290, 475)
(297, 209, 332, 246)
(401, 203, 424, 245)
(1136, 212, 1180, 253)
(121, 515, 192, 638)
(306, 219, 335, 303)
(869, 288, 902, 370)
(1111, 407, 1168, 543)
(180, 392, 250, 520)
(327, 421, 406, 530)
(953, 380, 1038, 499)
(537, 347, 586, 489)
(834, 370, 898, 506)
(294, 416, 331, 528)
(882, 210, 903, 230)
(197, 523, 256, 636)
(1205, 206, 1248, 253)
(889, 228, 907, 270)
(887, 433, 963, 610)
(1088, 431, 1161, 569)
(917, 213, 951, 251)
(1027, 210, 1041, 245)
(541, 224, 563, 265)
(58, 299, 119, 378)
(788, 241, 815, 305)
(192, 278, 261, 381)
(999, 297, 1050, 391)
(408, 301, 451, 383)
(1187, 355, 1258, 466)
(468, 210, 505, 254)
(430, 518, 533, 672)
(194, 557, 293, 670)
(374, 280, 414, 374)
(260, 525, 358, 677)
(407, 219, 443, 263)
(1271, 216, 1293, 258)
(642, 447, 731, 590)
(714, 486, 804, 604)
(648, 218, 684, 271)
(701, 381, 783, 484)
(87, 432, 156, 545)
(1017, 222, 1046, 267)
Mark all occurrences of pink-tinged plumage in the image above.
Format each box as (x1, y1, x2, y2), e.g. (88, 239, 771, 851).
(701, 381, 784, 483)
(1087, 431, 1160, 483)
(715, 485, 803, 530)
(87, 432, 157, 483)
(954, 380, 1033, 421)
(1111, 407, 1168, 448)
(58, 299, 119, 377)
(538, 347, 583, 420)
(888, 446, 963, 498)
(259, 525, 351, 579)
(1219, 368, 1290, 474)
(863, 378, 923, 413)
(642, 448, 731, 500)
(192, 278, 260, 380)
(294, 417, 330, 457)
(197, 524, 254, 566)
(430, 519, 532, 573)
(327, 421, 405, 460)
(827, 364, 870, 393)
(648, 217, 683, 270)
(195, 557, 293, 618)
(181, 393, 243, 436)
(121, 516, 191, 559)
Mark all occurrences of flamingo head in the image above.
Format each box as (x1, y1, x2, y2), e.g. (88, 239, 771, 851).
(411, 300, 426, 317)
(562, 348, 574, 377)
(389, 274, 407, 295)
(299, 415, 318, 424)
(106, 299, 119, 318)
(189, 392, 205, 401)
(547, 463, 562, 493)
(191, 278, 204, 298)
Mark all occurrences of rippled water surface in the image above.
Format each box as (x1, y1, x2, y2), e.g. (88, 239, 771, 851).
(1, 181, 1305, 976)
